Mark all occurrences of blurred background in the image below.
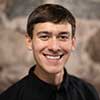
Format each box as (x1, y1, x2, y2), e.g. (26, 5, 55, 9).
(0, 0, 100, 96)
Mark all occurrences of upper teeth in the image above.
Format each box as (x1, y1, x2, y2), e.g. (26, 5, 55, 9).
(46, 55, 60, 60)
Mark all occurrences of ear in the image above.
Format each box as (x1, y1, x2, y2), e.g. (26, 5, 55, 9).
(25, 33, 32, 50)
(72, 36, 77, 51)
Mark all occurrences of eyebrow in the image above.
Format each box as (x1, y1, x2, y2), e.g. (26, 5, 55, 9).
(59, 32, 71, 35)
(36, 31, 71, 36)
(37, 31, 51, 35)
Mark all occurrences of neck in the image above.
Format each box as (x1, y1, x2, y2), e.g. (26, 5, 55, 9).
(34, 66, 64, 87)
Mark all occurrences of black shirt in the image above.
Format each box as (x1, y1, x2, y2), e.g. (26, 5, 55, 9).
(0, 66, 99, 100)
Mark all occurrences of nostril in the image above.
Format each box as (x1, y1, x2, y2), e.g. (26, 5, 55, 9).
(48, 49, 60, 54)
(48, 38, 60, 52)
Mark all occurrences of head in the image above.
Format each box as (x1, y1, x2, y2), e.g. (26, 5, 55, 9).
(27, 3, 76, 39)
(26, 4, 76, 75)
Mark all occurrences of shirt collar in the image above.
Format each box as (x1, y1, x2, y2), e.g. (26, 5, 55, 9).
(29, 65, 69, 92)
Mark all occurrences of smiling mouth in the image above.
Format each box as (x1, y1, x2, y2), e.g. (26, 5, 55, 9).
(43, 54, 64, 60)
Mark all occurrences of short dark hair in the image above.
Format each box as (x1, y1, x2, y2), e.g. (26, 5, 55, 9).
(27, 4, 76, 38)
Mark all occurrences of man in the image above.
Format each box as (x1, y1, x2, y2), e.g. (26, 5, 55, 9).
(0, 3, 99, 100)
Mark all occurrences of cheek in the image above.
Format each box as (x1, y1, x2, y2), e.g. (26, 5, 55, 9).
(32, 42, 41, 61)
(32, 40, 46, 53)
(61, 42, 73, 52)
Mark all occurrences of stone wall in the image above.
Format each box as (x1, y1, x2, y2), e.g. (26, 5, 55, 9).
(0, 0, 100, 96)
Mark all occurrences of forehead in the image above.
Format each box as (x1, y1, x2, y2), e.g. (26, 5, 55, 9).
(33, 22, 72, 33)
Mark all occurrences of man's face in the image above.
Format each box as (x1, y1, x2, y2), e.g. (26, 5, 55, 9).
(26, 22, 76, 74)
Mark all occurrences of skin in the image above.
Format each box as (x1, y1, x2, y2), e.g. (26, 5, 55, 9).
(26, 22, 76, 86)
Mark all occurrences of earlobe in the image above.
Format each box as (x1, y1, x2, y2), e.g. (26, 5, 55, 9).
(72, 37, 77, 51)
(25, 33, 32, 50)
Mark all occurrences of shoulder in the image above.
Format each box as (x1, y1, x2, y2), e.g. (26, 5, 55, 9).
(67, 74, 99, 100)
(0, 75, 30, 100)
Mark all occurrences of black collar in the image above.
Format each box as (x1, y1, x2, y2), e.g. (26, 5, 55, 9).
(28, 65, 69, 93)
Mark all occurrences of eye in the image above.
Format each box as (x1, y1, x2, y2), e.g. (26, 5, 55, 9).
(58, 35, 70, 41)
(39, 34, 50, 41)
(57, 32, 71, 41)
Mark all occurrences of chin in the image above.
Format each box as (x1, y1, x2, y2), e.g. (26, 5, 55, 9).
(45, 65, 63, 74)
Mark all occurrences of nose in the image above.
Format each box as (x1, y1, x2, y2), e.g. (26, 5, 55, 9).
(48, 37, 60, 52)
